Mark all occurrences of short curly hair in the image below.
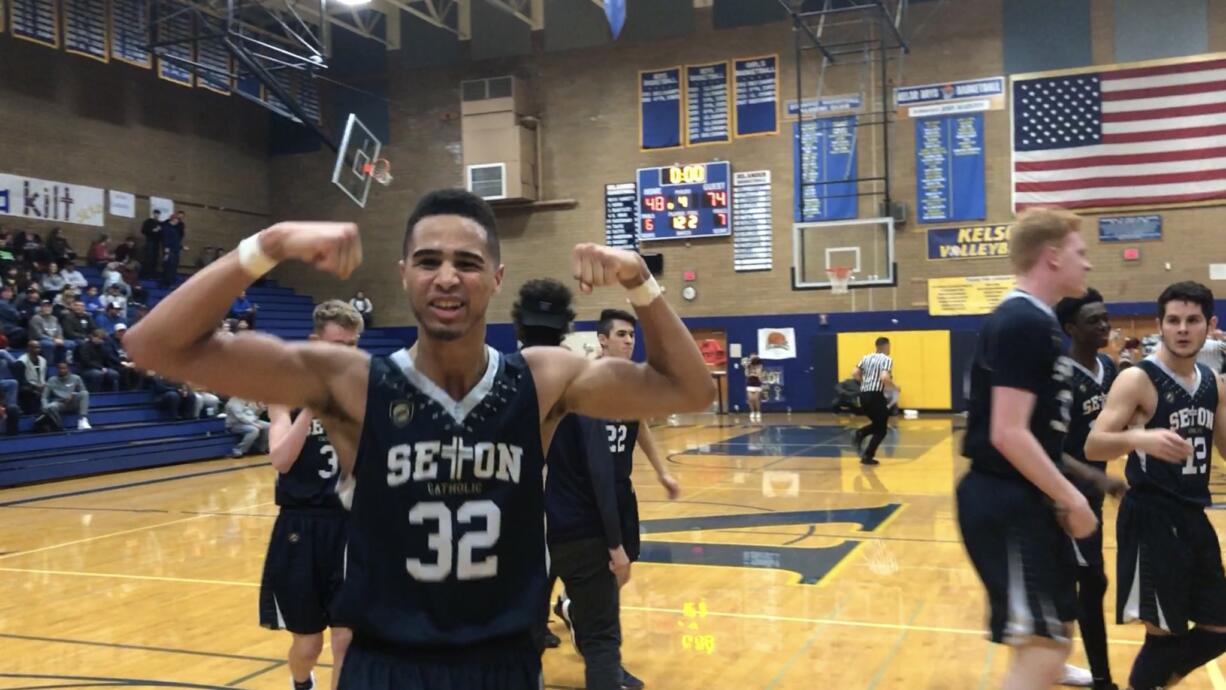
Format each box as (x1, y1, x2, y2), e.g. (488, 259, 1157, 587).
(512, 278, 575, 347)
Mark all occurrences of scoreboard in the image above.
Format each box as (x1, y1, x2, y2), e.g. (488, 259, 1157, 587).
(636, 161, 732, 241)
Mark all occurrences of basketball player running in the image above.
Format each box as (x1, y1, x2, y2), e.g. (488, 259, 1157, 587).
(1054, 288, 1118, 690)
(259, 300, 363, 690)
(1086, 281, 1226, 690)
(124, 189, 715, 690)
(957, 208, 1097, 690)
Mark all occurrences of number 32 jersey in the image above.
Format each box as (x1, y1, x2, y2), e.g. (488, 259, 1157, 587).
(1127, 356, 1218, 507)
(332, 347, 548, 648)
(276, 409, 343, 510)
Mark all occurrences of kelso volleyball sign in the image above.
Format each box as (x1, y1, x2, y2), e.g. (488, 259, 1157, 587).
(925, 224, 1010, 260)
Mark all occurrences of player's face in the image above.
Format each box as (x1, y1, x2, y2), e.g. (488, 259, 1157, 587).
(400, 215, 504, 342)
(1051, 231, 1091, 298)
(1158, 300, 1215, 360)
(311, 322, 360, 348)
(599, 320, 636, 359)
(1073, 302, 1110, 349)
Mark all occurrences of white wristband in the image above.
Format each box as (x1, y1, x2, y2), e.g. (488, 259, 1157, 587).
(238, 233, 278, 278)
(626, 275, 662, 307)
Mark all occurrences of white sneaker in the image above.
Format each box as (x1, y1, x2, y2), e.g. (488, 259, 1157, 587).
(77, 418, 92, 430)
(1060, 664, 1093, 687)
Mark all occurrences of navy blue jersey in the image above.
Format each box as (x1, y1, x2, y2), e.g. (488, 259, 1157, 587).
(605, 419, 640, 485)
(275, 410, 343, 510)
(544, 414, 622, 548)
(332, 347, 548, 648)
(962, 292, 1075, 479)
(1064, 353, 1118, 468)
(1126, 357, 1219, 507)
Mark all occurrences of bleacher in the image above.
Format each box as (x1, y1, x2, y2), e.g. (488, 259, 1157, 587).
(0, 264, 404, 487)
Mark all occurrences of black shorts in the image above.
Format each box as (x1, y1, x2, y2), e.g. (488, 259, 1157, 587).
(1116, 489, 1226, 633)
(339, 637, 542, 690)
(1071, 489, 1106, 573)
(956, 470, 1078, 644)
(616, 482, 640, 563)
(259, 508, 348, 635)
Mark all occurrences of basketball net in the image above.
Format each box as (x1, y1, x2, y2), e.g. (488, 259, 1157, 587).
(828, 266, 852, 294)
(363, 159, 393, 186)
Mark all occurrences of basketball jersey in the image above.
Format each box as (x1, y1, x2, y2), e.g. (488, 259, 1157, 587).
(275, 410, 343, 510)
(1126, 356, 1218, 507)
(332, 347, 548, 648)
(605, 419, 640, 484)
(1064, 353, 1118, 468)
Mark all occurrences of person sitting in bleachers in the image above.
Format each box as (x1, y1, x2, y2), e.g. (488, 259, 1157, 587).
(19, 231, 49, 269)
(225, 396, 268, 457)
(113, 236, 139, 266)
(95, 303, 128, 334)
(53, 286, 79, 316)
(29, 300, 74, 364)
(104, 324, 142, 390)
(77, 328, 119, 392)
(45, 228, 76, 265)
(229, 290, 257, 328)
(0, 285, 27, 348)
(86, 234, 113, 269)
(0, 356, 18, 415)
(60, 300, 95, 343)
(101, 263, 131, 297)
(16, 341, 48, 413)
(39, 262, 67, 295)
(59, 261, 88, 291)
(82, 285, 103, 314)
(350, 289, 374, 328)
(101, 284, 128, 313)
(42, 361, 90, 430)
(151, 374, 197, 420)
(188, 382, 222, 418)
(15, 285, 41, 323)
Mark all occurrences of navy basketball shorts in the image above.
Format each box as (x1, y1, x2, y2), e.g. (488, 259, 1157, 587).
(1116, 488, 1226, 634)
(615, 482, 640, 563)
(956, 470, 1079, 644)
(339, 636, 543, 690)
(259, 508, 348, 635)
(1072, 488, 1106, 573)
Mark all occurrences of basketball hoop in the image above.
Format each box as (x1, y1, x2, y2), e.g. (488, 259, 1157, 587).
(827, 266, 852, 294)
(362, 158, 393, 186)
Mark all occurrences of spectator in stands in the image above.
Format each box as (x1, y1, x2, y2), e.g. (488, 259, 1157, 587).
(16, 286, 42, 323)
(141, 210, 162, 278)
(29, 301, 74, 364)
(234, 319, 251, 334)
(0, 285, 27, 348)
(95, 303, 127, 334)
(120, 259, 146, 304)
(102, 262, 131, 297)
(59, 261, 88, 291)
(53, 286, 78, 315)
(160, 211, 186, 288)
(102, 284, 128, 313)
(77, 328, 119, 392)
(20, 231, 49, 268)
(229, 290, 257, 327)
(0, 357, 18, 410)
(82, 285, 102, 314)
(16, 341, 48, 412)
(45, 228, 76, 264)
(188, 382, 222, 418)
(114, 236, 139, 265)
(105, 324, 142, 390)
(42, 361, 91, 430)
(225, 396, 268, 457)
(60, 300, 94, 344)
(351, 289, 374, 328)
(39, 261, 67, 295)
(151, 375, 197, 420)
(86, 233, 113, 269)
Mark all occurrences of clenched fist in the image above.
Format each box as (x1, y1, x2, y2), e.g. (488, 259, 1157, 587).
(260, 222, 362, 280)
(571, 243, 649, 294)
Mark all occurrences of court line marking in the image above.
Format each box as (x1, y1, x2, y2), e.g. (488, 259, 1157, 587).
(0, 633, 293, 665)
(0, 500, 275, 561)
(225, 661, 285, 687)
(866, 600, 927, 689)
(761, 596, 845, 689)
(1209, 659, 1226, 690)
(0, 461, 269, 507)
(0, 566, 260, 588)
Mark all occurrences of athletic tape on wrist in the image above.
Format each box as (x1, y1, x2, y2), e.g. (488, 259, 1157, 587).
(626, 275, 662, 307)
(238, 234, 278, 278)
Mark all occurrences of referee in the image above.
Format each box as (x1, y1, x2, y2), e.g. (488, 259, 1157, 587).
(853, 337, 893, 465)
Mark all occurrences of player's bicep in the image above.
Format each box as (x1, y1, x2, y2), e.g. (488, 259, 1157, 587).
(1093, 368, 1147, 434)
(562, 354, 704, 420)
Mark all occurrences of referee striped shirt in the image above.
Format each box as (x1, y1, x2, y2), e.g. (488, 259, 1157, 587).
(858, 353, 892, 392)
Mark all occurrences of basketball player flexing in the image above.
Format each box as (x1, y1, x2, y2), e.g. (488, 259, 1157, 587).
(1054, 288, 1119, 690)
(125, 189, 715, 690)
(259, 300, 363, 690)
(1087, 281, 1226, 690)
(957, 208, 1098, 690)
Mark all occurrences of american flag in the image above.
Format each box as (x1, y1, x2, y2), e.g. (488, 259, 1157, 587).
(1012, 56, 1226, 211)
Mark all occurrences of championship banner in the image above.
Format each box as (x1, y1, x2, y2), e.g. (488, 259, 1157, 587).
(734, 55, 778, 137)
(927, 275, 1017, 316)
(640, 68, 683, 150)
(926, 224, 1010, 260)
(0, 173, 105, 227)
(894, 76, 1005, 119)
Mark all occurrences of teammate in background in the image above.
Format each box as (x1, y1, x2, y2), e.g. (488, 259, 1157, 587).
(853, 337, 893, 465)
(744, 355, 763, 424)
(1054, 288, 1119, 690)
(259, 300, 363, 690)
(957, 208, 1095, 690)
(124, 189, 715, 690)
(511, 279, 627, 690)
(1086, 281, 1226, 690)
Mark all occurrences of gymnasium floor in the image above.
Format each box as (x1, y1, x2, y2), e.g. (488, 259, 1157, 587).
(1, 413, 1224, 689)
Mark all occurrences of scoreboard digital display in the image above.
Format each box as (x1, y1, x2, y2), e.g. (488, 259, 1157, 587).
(636, 161, 732, 241)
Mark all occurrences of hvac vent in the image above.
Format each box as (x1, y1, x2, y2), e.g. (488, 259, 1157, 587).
(461, 76, 515, 101)
(467, 163, 507, 200)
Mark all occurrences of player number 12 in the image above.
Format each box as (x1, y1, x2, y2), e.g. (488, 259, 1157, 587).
(1183, 436, 1208, 476)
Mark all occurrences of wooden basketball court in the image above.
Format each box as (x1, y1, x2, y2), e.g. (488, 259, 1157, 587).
(2, 413, 1223, 689)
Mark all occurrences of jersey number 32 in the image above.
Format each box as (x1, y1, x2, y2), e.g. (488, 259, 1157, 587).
(405, 501, 501, 582)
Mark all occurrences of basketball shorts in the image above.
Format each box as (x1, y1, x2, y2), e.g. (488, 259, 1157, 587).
(616, 481, 640, 563)
(339, 635, 543, 690)
(259, 508, 348, 635)
(1116, 488, 1226, 633)
(956, 469, 1078, 644)
(1071, 487, 1106, 573)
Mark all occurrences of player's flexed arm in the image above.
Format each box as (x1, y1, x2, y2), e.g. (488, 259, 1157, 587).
(1085, 367, 1192, 463)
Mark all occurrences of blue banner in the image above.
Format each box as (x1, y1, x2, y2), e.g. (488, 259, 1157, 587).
(734, 55, 778, 137)
(1099, 215, 1162, 242)
(794, 117, 858, 222)
(895, 77, 1005, 107)
(11, 0, 59, 47)
(785, 94, 862, 118)
(63, 0, 109, 62)
(686, 62, 730, 146)
(916, 113, 985, 223)
(926, 224, 1010, 260)
(110, 0, 151, 67)
(640, 68, 683, 150)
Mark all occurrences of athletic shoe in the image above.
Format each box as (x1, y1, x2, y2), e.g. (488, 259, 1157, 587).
(77, 418, 91, 430)
(860, 456, 880, 466)
(554, 595, 576, 651)
(542, 630, 561, 649)
(620, 667, 645, 690)
(291, 672, 314, 690)
(1059, 664, 1093, 687)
